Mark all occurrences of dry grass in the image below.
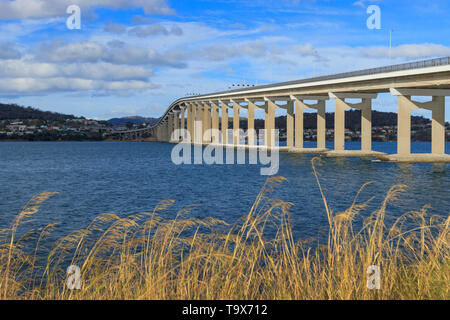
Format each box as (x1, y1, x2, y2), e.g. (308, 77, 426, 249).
(0, 157, 448, 300)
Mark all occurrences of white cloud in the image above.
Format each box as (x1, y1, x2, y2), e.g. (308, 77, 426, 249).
(104, 23, 183, 37)
(104, 23, 128, 34)
(0, 0, 174, 20)
(0, 60, 151, 81)
(292, 43, 318, 57)
(34, 40, 188, 68)
(197, 41, 270, 62)
(128, 25, 183, 37)
(353, 1, 366, 9)
(0, 42, 22, 59)
(353, 0, 381, 9)
(0, 77, 154, 95)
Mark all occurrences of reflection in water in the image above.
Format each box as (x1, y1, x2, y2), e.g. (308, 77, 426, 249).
(431, 163, 447, 175)
(396, 163, 414, 182)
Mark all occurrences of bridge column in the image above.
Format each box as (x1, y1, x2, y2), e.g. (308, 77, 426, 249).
(202, 103, 211, 144)
(211, 101, 220, 144)
(168, 113, 174, 142)
(294, 100, 305, 149)
(195, 103, 203, 145)
(173, 111, 179, 142)
(232, 100, 241, 145)
(246, 99, 256, 146)
(334, 98, 347, 151)
(286, 100, 294, 148)
(360, 103, 372, 152)
(432, 97, 446, 154)
(329, 93, 377, 153)
(180, 107, 186, 140)
(220, 100, 229, 145)
(161, 121, 167, 142)
(264, 98, 277, 147)
(391, 89, 449, 156)
(186, 104, 192, 143)
(190, 104, 196, 144)
(166, 120, 170, 142)
(317, 101, 326, 150)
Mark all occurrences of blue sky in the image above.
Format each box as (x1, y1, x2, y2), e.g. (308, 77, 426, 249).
(0, 0, 450, 120)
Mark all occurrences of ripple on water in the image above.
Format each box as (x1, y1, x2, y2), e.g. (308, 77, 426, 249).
(0, 141, 449, 242)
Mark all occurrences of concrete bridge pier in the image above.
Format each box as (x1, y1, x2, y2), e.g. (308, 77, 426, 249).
(160, 120, 166, 142)
(286, 100, 294, 148)
(172, 111, 179, 143)
(264, 98, 277, 148)
(190, 103, 196, 144)
(156, 124, 160, 141)
(168, 113, 174, 143)
(326, 92, 385, 158)
(202, 103, 211, 144)
(245, 99, 257, 146)
(186, 103, 193, 143)
(156, 126, 161, 141)
(232, 100, 241, 146)
(220, 100, 230, 145)
(211, 101, 220, 145)
(289, 95, 329, 154)
(180, 106, 186, 140)
(163, 120, 169, 142)
(377, 88, 450, 163)
(194, 103, 203, 145)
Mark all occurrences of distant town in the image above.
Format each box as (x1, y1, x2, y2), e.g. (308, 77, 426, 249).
(0, 103, 449, 142)
(0, 103, 157, 141)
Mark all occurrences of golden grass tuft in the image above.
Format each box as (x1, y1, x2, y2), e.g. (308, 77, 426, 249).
(0, 157, 448, 300)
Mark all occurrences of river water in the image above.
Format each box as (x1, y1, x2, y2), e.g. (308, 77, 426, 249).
(0, 141, 449, 242)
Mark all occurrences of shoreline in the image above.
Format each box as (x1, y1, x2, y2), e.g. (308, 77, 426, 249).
(0, 138, 158, 143)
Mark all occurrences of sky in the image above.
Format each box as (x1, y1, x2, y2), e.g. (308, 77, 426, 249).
(0, 0, 450, 120)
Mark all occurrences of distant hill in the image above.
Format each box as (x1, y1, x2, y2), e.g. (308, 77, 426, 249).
(107, 116, 159, 125)
(0, 103, 80, 122)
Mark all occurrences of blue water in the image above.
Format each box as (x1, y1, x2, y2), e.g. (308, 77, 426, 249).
(0, 142, 449, 242)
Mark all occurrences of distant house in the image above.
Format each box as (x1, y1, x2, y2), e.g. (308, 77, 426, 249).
(6, 124, 26, 132)
(114, 126, 128, 132)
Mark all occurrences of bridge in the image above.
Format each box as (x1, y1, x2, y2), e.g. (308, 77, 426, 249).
(145, 57, 450, 163)
(107, 127, 155, 141)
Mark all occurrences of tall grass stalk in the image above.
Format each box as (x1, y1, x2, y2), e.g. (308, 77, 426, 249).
(0, 157, 448, 300)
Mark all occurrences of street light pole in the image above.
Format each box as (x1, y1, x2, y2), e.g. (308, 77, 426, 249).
(389, 29, 394, 65)
(313, 49, 318, 77)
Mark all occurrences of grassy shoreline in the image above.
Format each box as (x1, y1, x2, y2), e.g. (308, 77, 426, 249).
(0, 157, 448, 300)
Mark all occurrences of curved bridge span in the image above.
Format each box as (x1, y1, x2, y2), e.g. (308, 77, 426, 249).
(147, 57, 450, 163)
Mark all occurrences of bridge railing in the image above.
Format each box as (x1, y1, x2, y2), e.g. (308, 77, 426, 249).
(218, 56, 450, 94)
(339, 56, 450, 79)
